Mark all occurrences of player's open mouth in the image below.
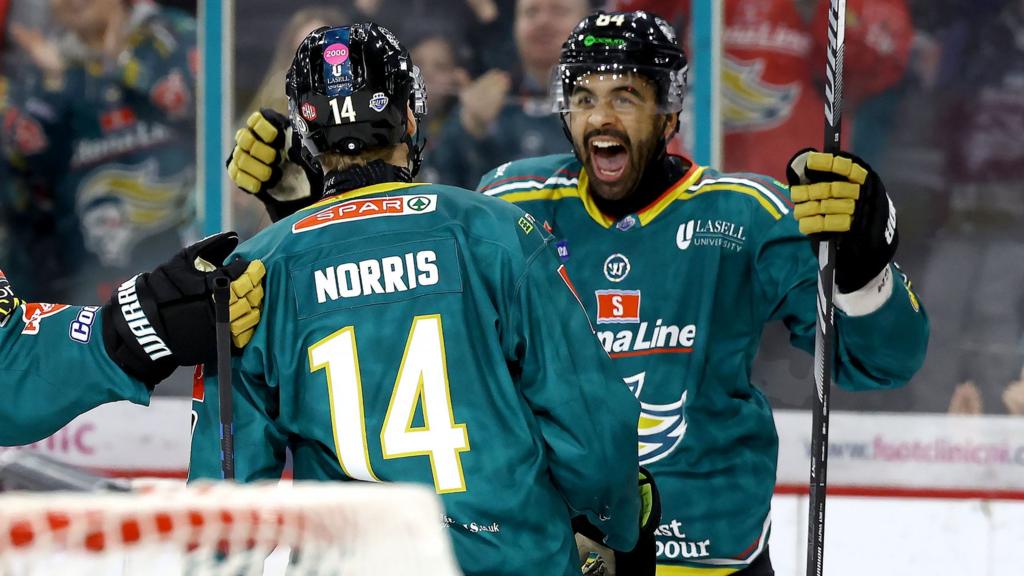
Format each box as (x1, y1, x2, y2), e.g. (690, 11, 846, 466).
(589, 137, 629, 182)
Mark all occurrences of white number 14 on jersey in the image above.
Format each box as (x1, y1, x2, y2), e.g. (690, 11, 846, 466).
(309, 314, 471, 493)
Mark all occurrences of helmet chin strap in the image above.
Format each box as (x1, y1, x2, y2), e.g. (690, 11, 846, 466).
(403, 128, 427, 178)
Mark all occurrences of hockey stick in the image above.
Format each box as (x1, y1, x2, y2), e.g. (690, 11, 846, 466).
(213, 276, 235, 481)
(807, 1, 845, 575)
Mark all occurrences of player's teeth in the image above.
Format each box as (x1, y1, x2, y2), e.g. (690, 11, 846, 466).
(594, 141, 618, 148)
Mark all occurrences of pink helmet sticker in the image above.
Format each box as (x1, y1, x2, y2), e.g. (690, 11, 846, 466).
(323, 43, 349, 65)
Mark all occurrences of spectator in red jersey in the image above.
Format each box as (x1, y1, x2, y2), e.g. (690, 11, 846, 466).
(810, 0, 914, 165)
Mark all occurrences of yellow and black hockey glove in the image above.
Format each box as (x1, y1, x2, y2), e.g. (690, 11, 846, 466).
(228, 259, 265, 348)
(787, 149, 898, 293)
(226, 108, 323, 222)
(572, 466, 661, 576)
(0, 269, 24, 328)
(101, 233, 265, 387)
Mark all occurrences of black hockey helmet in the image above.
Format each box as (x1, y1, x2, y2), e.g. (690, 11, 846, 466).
(286, 23, 428, 176)
(554, 11, 687, 115)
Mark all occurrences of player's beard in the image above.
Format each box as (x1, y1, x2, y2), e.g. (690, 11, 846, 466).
(580, 127, 658, 203)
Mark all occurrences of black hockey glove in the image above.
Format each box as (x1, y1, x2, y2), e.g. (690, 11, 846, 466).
(101, 232, 264, 387)
(573, 466, 662, 576)
(786, 149, 898, 293)
(226, 108, 323, 222)
(0, 269, 23, 328)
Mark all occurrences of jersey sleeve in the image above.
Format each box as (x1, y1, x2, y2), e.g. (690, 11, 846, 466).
(504, 237, 641, 551)
(0, 303, 150, 446)
(753, 199, 930, 391)
(187, 339, 287, 482)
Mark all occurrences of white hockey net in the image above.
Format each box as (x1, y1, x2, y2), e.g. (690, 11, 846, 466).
(0, 481, 463, 576)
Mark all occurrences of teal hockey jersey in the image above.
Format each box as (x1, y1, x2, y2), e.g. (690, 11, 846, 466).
(478, 154, 929, 573)
(0, 301, 150, 446)
(188, 181, 642, 576)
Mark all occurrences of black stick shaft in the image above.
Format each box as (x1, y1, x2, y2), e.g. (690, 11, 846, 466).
(213, 277, 235, 481)
(808, 1, 845, 575)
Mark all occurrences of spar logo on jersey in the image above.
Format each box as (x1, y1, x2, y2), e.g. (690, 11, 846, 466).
(596, 290, 641, 324)
(21, 303, 72, 335)
(625, 372, 688, 465)
(603, 253, 631, 282)
(292, 194, 437, 233)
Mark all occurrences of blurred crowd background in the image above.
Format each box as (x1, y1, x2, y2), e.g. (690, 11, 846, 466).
(0, 0, 1022, 415)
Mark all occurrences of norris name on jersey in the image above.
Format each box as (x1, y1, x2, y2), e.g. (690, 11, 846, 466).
(313, 250, 440, 303)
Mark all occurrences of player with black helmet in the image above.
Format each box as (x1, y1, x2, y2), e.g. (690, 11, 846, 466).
(479, 10, 928, 575)
(197, 23, 650, 576)
(228, 22, 427, 222)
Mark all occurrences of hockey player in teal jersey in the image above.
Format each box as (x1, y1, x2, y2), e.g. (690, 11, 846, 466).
(190, 23, 646, 576)
(0, 235, 264, 447)
(477, 11, 929, 575)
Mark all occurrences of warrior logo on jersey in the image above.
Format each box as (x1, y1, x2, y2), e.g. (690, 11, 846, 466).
(721, 57, 799, 131)
(625, 372, 687, 464)
(604, 253, 631, 282)
(21, 303, 72, 335)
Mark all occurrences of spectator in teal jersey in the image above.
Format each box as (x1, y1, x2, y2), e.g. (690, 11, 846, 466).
(2, 0, 197, 303)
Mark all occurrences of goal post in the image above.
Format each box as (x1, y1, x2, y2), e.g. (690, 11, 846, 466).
(0, 481, 463, 576)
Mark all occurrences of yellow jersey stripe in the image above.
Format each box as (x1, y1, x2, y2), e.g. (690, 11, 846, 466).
(637, 164, 708, 226)
(498, 186, 581, 205)
(576, 170, 615, 228)
(677, 184, 783, 220)
(574, 162, 708, 228)
(656, 564, 741, 576)
(301, 182, 429, 212)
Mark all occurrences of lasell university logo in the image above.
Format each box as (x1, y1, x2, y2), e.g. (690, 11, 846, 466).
(676, 219, 747, 252)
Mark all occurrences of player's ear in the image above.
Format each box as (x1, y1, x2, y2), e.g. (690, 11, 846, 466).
(661, 113, 679, 140)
